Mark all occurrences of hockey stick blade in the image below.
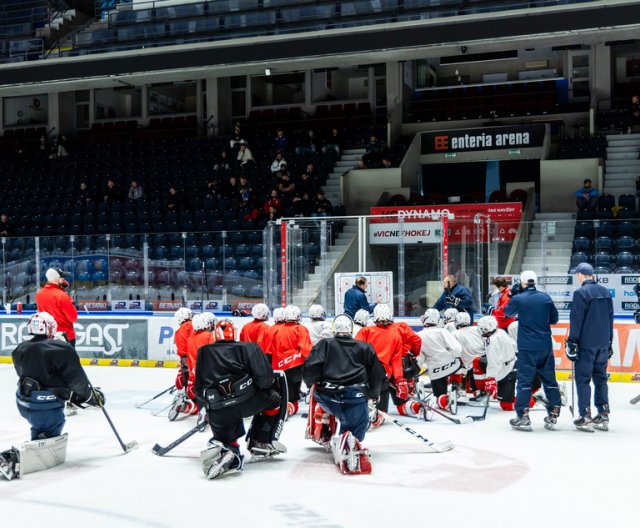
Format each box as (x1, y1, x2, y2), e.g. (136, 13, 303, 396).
(125, 441, 139, 453)
(630, 394, 640, 405)
(378, 411, 455, 453)
(410, 396, 479, 424)
(152, 422, 207, 456)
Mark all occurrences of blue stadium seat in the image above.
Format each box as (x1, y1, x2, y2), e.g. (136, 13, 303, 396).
(614, 222, 635, 238)
(619, 194, 636, 211)
(615, 236, 635, 253)
(615, 252, 634, 268)
(594, 236, 612, 253)
(572, 237, 590, 253)
(595, 222, 614, 238)
(615, 266, 634, 274)
(594, 252, 611, 269)
(570, 252, 589, 269)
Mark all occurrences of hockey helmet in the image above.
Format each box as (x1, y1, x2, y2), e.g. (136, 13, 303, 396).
(284, 305, 301, 323)
(308, 304, 326, 321)
(372, 304, 393, 324)
(422, 308, 440, 327)
(28, 312, 58, 338)
(477, 315, 498, 337)
(45, 267, 66, 283)
(251, 303, 270, 321)
(174, 307, 193, 325)
(333, 314, 354, 336)
(215, 320, 236, 341)
(273, 307, 285, 323)
(454, 312, 471, 328)
(192, 312, 216, 332)
(443, 308, 459, 324)
(353, 309, 370, 327)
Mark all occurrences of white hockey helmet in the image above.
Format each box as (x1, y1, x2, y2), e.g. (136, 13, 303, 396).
(477, 315, 498, 337)
(192, 312, 216, 332)
(273, 307, 285, 323)
(454, 311, 471, 328)
(443, 308, 459, 324)
(27, 312, 57, 338)
(284, 305, 301, 323)
(372, 304, 393, 324)
(251, 303, 270, 321)
(353, 309, 370, 327)
(174, 307, 193, 325)
(333, 314, 354, 336)
(308, 304, 326, 321)
(422, 308, 441, 327)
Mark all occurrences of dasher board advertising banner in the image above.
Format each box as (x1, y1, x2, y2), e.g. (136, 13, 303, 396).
(369, 221, 441, 245)
(370, 203, 522, 242)
(334, 272, 393, 317)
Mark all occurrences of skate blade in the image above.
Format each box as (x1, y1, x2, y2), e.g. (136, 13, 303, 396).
(543, 422, 556, 431)
(510, 424, 533, 432)
(593, 424, 608, 431)
(575, 425, 595, 433)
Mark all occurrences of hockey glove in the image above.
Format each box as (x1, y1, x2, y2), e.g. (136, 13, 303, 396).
(186, 382, 196, 401)
(508, 283, 523, 297)
(485, 378, 498, 399)
(175, 371, 185, 391)
(481, 303, 494, 316)
(445, 295, 460, 307)
(565, 340, 579, 362)
(86, 387, 106, 407)
(608, 343, 614, 359)
(395, 378, 409, 400)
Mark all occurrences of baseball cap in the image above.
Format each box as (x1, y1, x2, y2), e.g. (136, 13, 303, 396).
(574, 262, 594, 275)
(520, 270, 537, 284)
(45, 268, 66, 282)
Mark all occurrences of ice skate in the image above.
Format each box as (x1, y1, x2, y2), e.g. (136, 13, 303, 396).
(247, 439, 287, 462)
(202, 441, 244, 479)
(0, 448, 20, 481)
(543, 406, 560, 430)
(592, 405, 609, 431)
(64, 401, 78, 417)
(168, 392, 194, 421)
(510, 409, 532, 431)
(573, 414, 594, 433)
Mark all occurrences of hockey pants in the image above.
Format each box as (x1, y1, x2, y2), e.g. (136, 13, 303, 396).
(575, 347, 609, 417)
(314, 388, 369, 442)
(17, 400, 65, 441)
(283, 365, 303, 404)
(514, 350, 561, 417)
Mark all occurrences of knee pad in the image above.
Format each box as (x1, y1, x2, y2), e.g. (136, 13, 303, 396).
(437, 394, 448, 410)
(500, 401, 515, 411)
(450, 374, 463, 386)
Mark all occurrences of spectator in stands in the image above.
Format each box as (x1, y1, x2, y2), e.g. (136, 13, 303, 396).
(77, 182, 93, 205)
(277, 173, 296, 202)
(273, 128, 289, 154)
(222, 175, 239, 200)
(103, 179, 120, 204)
(354, 159, 367, 170)
(322, 127, 344, 156)
(312, 190, 333, 217)
(296, 129, 318, 156)
(381, 156, 393, 169)
(37, 135, 49, 158)
(0, 213, 15, 237)
(127, 180, 145, 202)
(302, 162, 321, 188)
(206, 178, 220, 200)
(236, 140, 255, 171)
(238, 176, 252, 203)
(266, 205, 282, 222)
(291, 193, 313, 217)
(630, 94, 639, 131)
(296, 171, 315, 197)
(363, 135, 384, 167)
(229, 123, 242, 150)
(263, 189, 283, 215)
(49, 135, 69, 159)
(575, 178, 598, 211)
(213, 149, 232, 173)
(270, 150, 287, 174)
(167, 186, 183, 212)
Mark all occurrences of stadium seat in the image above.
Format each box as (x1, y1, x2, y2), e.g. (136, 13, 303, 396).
(615, 252, 634, 268)
(615, 236, 635, 253)
(594, 252, 611, 269)
(570, 252, 589, 268)
(594, 236, 612, 253)
(619, 194, 637, 211)
(572, 237, 590, 253)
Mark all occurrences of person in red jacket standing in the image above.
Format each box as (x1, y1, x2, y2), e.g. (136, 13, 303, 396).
(35, 268, 78, 347)
(270, 305, 312, 416)
(489, 277, 516, 330)
(355, 304, 406, 426)
(239, 303, 270, 348)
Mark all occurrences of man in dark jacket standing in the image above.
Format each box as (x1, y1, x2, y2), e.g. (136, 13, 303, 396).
(343, 276, 380, 318)
(565, 263, 614, 432)
(433, 274, 474, 322)
(504, 270, 561, 431)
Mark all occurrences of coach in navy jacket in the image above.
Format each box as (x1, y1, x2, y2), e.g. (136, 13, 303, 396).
(344, 277, 379, 318)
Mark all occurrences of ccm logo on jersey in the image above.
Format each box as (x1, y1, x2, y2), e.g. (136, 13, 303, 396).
(432, 360, 457, 374)
(277, 353, 302, 368)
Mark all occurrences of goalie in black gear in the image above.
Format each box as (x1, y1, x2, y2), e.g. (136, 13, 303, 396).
(194, 319, 287, 480)
(302, 314, 385, 475)
(1, 312, 104, 481)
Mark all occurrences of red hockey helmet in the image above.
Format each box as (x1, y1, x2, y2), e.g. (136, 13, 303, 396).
(215, 319, 236, 341)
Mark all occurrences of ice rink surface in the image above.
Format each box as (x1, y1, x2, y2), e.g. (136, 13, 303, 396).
(1, 364, 638, 528)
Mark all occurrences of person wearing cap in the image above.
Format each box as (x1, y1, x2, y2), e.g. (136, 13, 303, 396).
(35, 269, 78, 347)
(503, 270, 561, 431)
(565, 263, 614, 432)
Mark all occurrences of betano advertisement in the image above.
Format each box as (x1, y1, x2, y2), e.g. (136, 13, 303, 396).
(370, 203, 522, 243)
(1, 315, 639, 378)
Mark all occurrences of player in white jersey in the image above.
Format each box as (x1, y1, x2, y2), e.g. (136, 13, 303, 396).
(303, 304, 333, 346)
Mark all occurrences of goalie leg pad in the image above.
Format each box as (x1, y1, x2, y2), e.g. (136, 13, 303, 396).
(18, 433, 69, 477)
(201, 440, 244, 479)
(306, 389, 336, 446)
(0, 448, 20, 480)
(331, 432, 372, 475)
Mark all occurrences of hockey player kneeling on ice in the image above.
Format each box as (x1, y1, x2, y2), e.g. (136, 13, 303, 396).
(0, 312, 104, 481)
(173, 307, 194, 400)
(416, 309, 463, 413)
(474, 316, 517, 411)
(442, 308, 459, 333)
(302, 315, 385, 475)
(194, 320, 287, 480)
(303, 304, 334, 346)
(355, 304, 406, 425)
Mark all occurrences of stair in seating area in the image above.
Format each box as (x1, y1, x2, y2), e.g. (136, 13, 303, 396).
(322, 148, 364, 207)
(603, 133, 640, 198)
(522, 212, 575, 275)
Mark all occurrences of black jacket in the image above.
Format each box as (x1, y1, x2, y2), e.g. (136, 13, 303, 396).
(12, 336, 92, 402)
(302, 336, 385, 399)
(568, 279, 614, 349)
(194, 340, 274, 408)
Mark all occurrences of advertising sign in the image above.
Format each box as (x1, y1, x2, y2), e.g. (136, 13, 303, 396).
(111, 300, 145, 311)
(369, 221, 442, 245)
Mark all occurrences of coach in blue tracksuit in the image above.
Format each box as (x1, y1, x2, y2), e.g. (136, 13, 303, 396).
(433, 274, 474, 322)
(343, 277, 380, 318)
(566, 263, 613, 431)
(504, 270, 561, 430)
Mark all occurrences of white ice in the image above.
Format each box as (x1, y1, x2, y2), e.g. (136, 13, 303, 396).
(1, 364, 638, 528)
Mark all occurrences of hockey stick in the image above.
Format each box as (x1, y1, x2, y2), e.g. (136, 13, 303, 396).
(377, 411, 454, 453)
(135, 385, 176, 409)
(152, 420, 208, 456)
(151, 401, 175, 417)
(569, 363, 575, 417)
(92, 386, 138, 454)
(630, 394, 640, 405)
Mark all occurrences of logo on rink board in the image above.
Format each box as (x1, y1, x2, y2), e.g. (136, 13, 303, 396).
(540, 276, 573, 285)
(553, 302, 572, 310)
(621, 276, 640, 284)
(622, 302, 639, 311)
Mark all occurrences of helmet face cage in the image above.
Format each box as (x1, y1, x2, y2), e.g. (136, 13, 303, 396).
(308, 304, 326, 320)
(251, 303, 270, 321)
(372, 304, 392, 324)
(478, 316, 498, 337)
(422, 309, 440, 326)
(454, 312, 471, 328)
(443, 308, 459, 324)
(215, 320, 236, 341)
(284, 305, 301, 322)
(333, 314, 354, 336)
(174, 307, 193, 325)
(273, 307, 285, 323)
(28, 312, 57, 338)
(353, 309, 370, 326)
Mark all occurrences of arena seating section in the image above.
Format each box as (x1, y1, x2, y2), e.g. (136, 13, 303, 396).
(0, 0, 46, 62)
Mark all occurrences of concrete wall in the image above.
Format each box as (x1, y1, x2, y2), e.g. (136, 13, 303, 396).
(540, 158, 602, 213)
(342, 168, 403, 215)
